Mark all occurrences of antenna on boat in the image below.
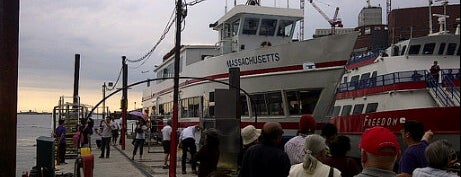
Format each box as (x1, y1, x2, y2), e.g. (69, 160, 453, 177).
(429, 0, 433, 34)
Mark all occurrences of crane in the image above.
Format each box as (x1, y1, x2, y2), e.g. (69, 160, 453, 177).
(309, 0, 343, 35)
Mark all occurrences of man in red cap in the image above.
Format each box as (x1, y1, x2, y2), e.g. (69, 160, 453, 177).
(284, 114, 316, 165)
(355, 126, 400, 177)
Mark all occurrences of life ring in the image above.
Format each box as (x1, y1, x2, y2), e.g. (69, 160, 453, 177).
(261, 41, 272, 47)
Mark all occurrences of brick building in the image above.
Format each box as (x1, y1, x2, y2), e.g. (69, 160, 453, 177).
(388, 4, 460, 44)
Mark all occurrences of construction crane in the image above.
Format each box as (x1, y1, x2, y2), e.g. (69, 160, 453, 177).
(309, 0, 343, 35)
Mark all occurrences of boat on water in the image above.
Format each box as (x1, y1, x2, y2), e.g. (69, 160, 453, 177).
(329, 11, 460, 157)
(141, 1, 358, 137)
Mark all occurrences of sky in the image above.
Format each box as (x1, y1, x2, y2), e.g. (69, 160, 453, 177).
(18, 0, 459, 113)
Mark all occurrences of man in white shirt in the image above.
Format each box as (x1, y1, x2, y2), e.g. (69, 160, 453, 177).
(98, 116, 113, 158)
(161, 119, 172, 169)
(179, 124, 200, 174)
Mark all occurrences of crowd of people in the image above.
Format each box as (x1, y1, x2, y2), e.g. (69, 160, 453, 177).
(235, 117, 459, 177)
(56, 110, 458, 177)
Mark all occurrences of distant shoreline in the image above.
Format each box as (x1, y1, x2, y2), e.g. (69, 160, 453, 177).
(17, 111, 52, 115)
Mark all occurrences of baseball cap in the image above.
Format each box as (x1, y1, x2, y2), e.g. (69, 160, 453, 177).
(299, 115, 316, 133)
(359, 126, 400, 156)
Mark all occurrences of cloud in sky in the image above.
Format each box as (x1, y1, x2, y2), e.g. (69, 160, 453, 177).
(18, 0, 459, 112)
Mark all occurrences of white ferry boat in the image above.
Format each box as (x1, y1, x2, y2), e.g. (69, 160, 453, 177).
(141, 2, 358, 136)
(329, 16, 460, 157)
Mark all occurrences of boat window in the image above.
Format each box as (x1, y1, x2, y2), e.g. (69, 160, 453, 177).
(360, 73, 370, 80)
(349, 75, 360, 90)
(408, 45, 421, 55)
(392, 46, 399, 56)
(423, 43, 436, 55)
(277, 20, 294, 37)
(265, 92, 283, 115)
(400, 45, 407, 56)
(342, 76, 347, 84)
(456, 46, 460, 56)
(370, 71, 377, 87)
(352, 104, 364, 115)
(242, 17, 259, 35)
(340, 105, 352, 116)
(251, 94, 268, 115)
(181, 98, 189, 117)
(223, 23, 231, 38)
(331, 106, 341, 117)
(259, 19, 277, 36)
(447, 43, 457, 55)
(457, 45, 460, 56)
(365, 103, 378, 113)
(438, 43, 446, 55)
(232, 20, 240, 36)
(286, 90, 321, 115)
(240, 95, 249, 116)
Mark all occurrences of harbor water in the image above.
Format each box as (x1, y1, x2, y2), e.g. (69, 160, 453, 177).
(16, 114, 138, 177)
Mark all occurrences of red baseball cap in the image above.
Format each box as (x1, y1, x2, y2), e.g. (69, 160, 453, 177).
(299, 115, 316, 133)
(359, 126, 400, 156)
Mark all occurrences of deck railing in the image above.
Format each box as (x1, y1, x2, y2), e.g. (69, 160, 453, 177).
(337, 68, 460, 95)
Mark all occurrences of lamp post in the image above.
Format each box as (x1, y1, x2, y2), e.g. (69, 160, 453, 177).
(102, 82, 113, 119)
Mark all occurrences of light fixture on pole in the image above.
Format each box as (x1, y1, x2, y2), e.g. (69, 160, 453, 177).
(102, 82, 114, 119)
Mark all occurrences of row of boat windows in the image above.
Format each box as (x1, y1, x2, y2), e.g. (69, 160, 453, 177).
(392, 42, 460, 56)
(222, 18, 295, 38)
(330, 103, 378, 117)
(152, 89, 321, 118)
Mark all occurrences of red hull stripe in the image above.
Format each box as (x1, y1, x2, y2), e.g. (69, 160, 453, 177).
(329, 107, 460, 134)
(346, 57, 377, 70)
(336, 81, 428, 99)
(152, 60, 347, 97)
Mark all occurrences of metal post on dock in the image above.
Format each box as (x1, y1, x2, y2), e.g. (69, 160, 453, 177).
(0, 0, 19, 176)
(169, 0, 183, 176)
(121, 56, 128, 150)
(73, 54, 80, 108)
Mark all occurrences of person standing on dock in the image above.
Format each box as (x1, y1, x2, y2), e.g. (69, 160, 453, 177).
(285, 115, 316, 165)
(55, 119, 67, 165)
(239, 122, 291, 177)
(161, 119, 172, 169)
(397, 120, 433, 177)
(98, 116, 113, 158)
(354, 126, 400, 177)
(132, 119, 148, 160)
(110, 117, 120, 146)
(179, 124, 200, 174)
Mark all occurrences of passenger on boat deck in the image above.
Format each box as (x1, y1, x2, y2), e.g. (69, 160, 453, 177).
(411, 71, 423, 81)
(430, 61, 441, 84)
(397, 120, 433, 177)
(413, 139, 459, 177)
(354, 126, 400, 177)
(285, 114, 316, 165)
